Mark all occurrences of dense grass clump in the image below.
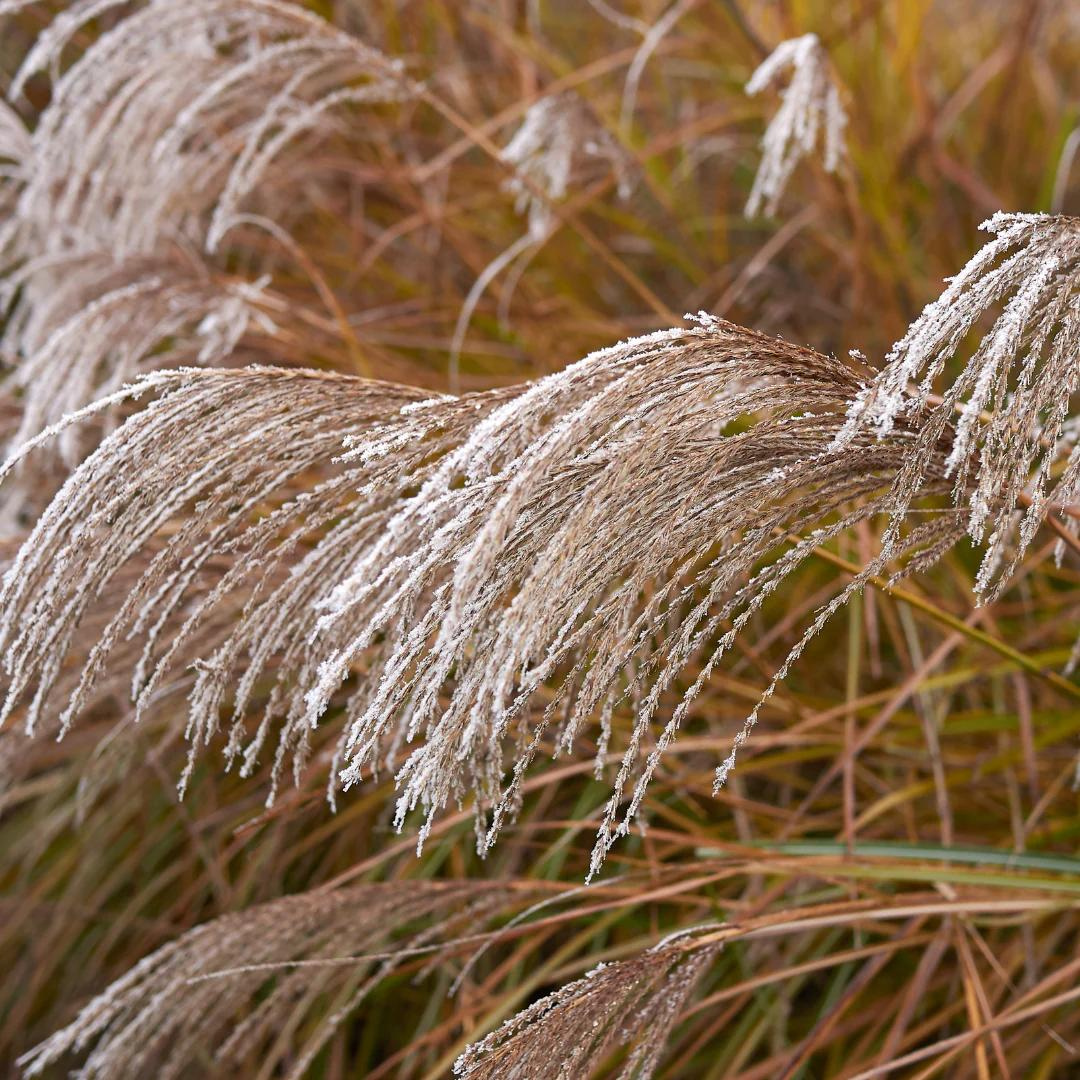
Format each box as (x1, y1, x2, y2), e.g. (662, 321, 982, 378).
(1, 1, 1079, 1076)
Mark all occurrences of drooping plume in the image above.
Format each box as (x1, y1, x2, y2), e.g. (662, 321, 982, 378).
(501, 91, 635, 240)
(744, 33, 847, 218)
(4, 0, 418, 259)
(835, 212, 1080, 599)
(3, 253, 279, 466)
(0, 0, 419, 514)
(20, 880, 516, 1080)
(0, 317, 962, 875)
(449, 92, 637, 383)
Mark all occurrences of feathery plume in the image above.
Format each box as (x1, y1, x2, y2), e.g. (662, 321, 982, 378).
(744, 33, 847, 218)
(0, 0, 419, 518)
(835, 212, 1080, 599)
(502, 92, 635, 240)
(20, 880, 512, 1080)
(0, 367, 427, 771)
(3, 254, 279, 465)
(0, 317, 961, 874)
(0, 249, 290, 528)
(5, 0, 418, 259)
(0, 535, 259, 804)
(455, 934, 720, 1079)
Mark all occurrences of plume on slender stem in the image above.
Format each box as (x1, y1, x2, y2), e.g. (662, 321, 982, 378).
(744, 33, 847, 219)
(19, 880, 513, 1080)
(450, 90, 636, 385)
(0, 316, 965, 874)
(455, 933, 720, 1079)
(0, 0, 419, 517)
(834, 212, 1080, 600)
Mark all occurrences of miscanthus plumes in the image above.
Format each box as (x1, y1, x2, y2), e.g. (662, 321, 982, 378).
(744, 33, 847, 219)
(835, 212, 1080, 601)
(3, 254, 278, 468)
(1, 0, 417, 259)
(501, 91, 635, 241)
(0, 316, 964, 876)
(0, 0, 417, 507)
(450, 92, 635, 384)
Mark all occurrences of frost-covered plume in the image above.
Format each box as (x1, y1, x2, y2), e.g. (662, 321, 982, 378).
(3, 0, 418, 259)
(0, 0, 419, 510)
(0, 317, 962, 875)
(745, 33, 847, 218)
(3, 255, 278, 463)
(501, 91, 635, 240)
(0, 252, 286, 525)
(835, 212, 1080, 599)
(0, 367, 430, 785)
(21, 881, 515, 1080)
(0, 536, 254, 812)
